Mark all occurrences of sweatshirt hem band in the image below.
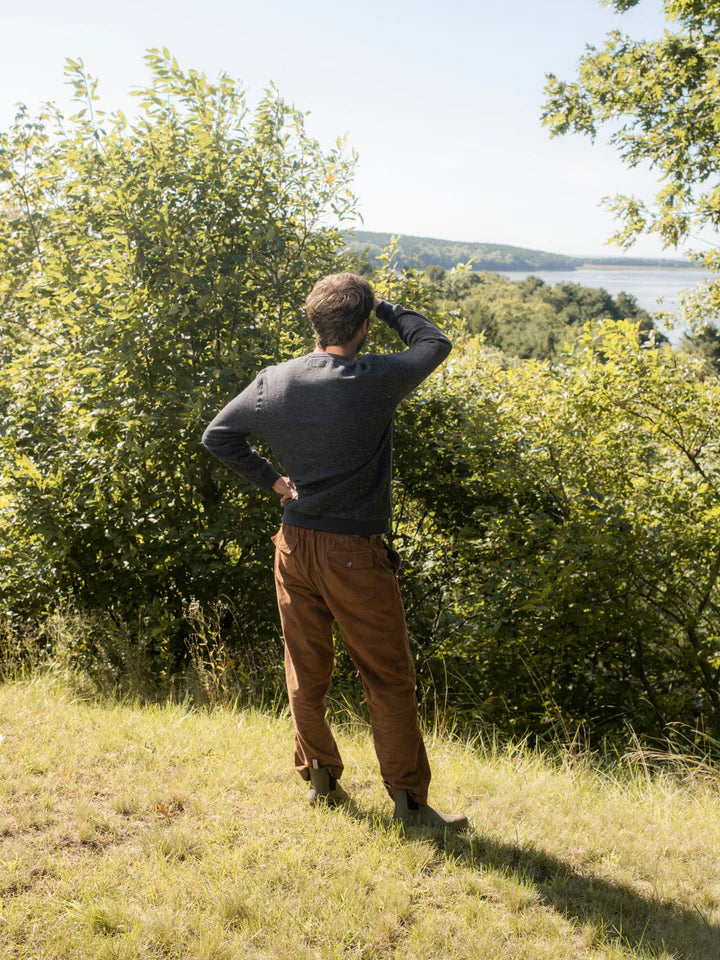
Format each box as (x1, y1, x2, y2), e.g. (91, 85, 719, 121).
(281, 507, 389, 536)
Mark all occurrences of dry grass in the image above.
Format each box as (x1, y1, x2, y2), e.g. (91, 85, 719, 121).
(1, 675, 719, 959)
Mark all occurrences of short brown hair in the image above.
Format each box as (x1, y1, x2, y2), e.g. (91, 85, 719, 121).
(306, 272, 375, 348)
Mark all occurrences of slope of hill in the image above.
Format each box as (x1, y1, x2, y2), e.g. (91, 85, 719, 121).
(1, 677, 718, 959)
(344, 230, 692, 272)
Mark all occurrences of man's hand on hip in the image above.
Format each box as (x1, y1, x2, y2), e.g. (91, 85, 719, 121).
(273, 476, 298, 506)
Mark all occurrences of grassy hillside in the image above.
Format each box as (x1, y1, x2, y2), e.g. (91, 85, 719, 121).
(343, 230, 692, 271)
(1, 677, 719, 959)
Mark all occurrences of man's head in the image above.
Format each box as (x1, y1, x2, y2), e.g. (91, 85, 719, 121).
(306, 272, 375, 349)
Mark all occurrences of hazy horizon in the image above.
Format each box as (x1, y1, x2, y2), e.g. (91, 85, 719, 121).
(345, 228, 698, 266)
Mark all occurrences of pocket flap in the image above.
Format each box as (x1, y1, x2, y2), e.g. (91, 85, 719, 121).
(326, 549, 373, 571)
(272, 530, 298, 554)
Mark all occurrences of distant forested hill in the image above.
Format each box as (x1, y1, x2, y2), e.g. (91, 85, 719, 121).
(343, 230, 691, 271)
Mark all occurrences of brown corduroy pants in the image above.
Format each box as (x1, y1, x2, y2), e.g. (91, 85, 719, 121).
(272, 522, 431, 804)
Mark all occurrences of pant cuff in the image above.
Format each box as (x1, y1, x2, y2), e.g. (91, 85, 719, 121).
(296, 763, 343, 782)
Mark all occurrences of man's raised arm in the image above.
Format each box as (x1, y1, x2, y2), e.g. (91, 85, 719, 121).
(375, 299, 452, 398)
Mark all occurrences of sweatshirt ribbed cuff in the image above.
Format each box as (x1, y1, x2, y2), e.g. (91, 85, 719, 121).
(375, 300, 395, 323)
(259, 462, 282, 493)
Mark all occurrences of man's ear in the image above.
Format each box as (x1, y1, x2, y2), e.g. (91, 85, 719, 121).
(355, 318, 369, 341)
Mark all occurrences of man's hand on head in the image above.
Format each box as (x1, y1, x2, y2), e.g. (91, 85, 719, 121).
(273, 476, 297, 506)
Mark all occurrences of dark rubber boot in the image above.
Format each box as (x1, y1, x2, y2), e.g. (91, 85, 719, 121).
(307, 767, 350, 806)
(388, 787, 468, 829)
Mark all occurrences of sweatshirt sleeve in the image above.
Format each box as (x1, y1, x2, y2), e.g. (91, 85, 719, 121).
(201, 374, 282, 492)
(375, 300, 452, 398)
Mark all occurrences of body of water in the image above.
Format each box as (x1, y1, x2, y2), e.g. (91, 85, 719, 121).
(495, 267, 717, 344)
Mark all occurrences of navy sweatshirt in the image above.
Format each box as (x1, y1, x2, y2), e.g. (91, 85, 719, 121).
(201, 300, 452, 535)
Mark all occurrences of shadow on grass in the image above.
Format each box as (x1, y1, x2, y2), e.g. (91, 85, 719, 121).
(438, 829, 717, 960)
(343, 803, 717, 960)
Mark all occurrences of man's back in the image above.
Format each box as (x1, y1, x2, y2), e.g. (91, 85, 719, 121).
(202, 301, 451, 535)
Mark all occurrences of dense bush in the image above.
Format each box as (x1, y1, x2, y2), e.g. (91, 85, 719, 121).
(390, 319, 720, 744)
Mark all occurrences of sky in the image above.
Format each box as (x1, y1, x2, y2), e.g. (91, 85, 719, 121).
(0, 0, 686, 259)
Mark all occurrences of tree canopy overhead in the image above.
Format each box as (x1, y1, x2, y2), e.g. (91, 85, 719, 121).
(542, 0, 720, 325)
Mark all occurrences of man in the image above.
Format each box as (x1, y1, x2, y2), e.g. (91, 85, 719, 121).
(202, 272, 467, 828)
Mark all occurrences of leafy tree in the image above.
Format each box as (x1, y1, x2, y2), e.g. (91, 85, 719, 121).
(0, 51, 358, 675)
(542, 0, 720, 331)
(679, 321, 720, 374)
(423, 264, 447, 283)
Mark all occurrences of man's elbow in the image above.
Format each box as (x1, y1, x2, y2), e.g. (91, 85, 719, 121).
(201, 423, 252, 466)
(201, 424, 221, 457)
